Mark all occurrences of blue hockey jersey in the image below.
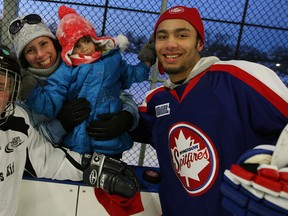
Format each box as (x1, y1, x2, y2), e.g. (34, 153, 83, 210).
(133, 57, 288, 216)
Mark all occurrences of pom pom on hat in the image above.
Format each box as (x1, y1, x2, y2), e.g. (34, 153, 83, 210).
(153, 6, 205, 75)
(114, 34, 129, 52)
(56, 5, 116, 66)
(58, 5, 77, 19)
(8, 15, 56, 58)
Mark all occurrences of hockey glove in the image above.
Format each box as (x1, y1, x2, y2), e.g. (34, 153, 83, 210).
(87, 111, 133, 140)
(137, 35, 156, 66)
(220, 145, 288, 216)
(82, 152, 140, 198)
(58, 97, 91, 132)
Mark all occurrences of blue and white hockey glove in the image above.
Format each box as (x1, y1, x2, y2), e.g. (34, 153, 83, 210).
(221, 124, 288, 216)
(82, 152, 140, 198)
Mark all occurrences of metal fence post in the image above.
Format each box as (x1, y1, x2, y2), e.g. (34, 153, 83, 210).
(1, 0, 20, 48)
(137, 0, 168, 166)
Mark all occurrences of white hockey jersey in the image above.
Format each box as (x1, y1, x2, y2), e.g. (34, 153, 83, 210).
(0, 105, 83, 216)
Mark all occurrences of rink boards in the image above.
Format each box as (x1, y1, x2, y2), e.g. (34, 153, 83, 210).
(17, 166, 162, 216)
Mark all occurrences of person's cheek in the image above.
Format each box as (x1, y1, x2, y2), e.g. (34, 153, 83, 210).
(0, 94, 9, 112)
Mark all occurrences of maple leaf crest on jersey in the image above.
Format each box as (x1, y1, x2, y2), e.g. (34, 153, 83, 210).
(169, 122, 219, 196)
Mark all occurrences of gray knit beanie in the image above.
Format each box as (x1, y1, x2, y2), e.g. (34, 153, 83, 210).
(8, 15, 56, 58)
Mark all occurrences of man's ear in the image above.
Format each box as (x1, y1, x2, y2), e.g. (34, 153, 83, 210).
(197, 40, 204, 52)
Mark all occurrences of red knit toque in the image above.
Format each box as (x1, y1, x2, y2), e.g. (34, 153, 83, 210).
(154, 6, 204, 44)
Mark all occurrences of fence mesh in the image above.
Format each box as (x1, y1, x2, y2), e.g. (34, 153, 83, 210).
(1, 0, 287, 167)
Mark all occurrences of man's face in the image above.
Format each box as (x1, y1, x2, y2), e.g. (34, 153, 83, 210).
(0, 74, 11, 113)
(155, 19, 204, 82)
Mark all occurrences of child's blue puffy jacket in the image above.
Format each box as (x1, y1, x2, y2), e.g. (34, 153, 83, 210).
(27, 48, 149, 154)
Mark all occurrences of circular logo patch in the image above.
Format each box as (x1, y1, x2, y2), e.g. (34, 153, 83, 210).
(169, 122, 219, 196)
(169, 7, 184, 14)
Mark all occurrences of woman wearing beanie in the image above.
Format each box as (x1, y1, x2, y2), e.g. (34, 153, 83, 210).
(8, 12, 141, 147)
(25, 5, 156, 156)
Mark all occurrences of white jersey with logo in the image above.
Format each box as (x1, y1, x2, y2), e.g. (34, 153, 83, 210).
(0, 105, 83, 216)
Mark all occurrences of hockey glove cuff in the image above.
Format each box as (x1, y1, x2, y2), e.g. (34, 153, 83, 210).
(82, 152, 140, 198)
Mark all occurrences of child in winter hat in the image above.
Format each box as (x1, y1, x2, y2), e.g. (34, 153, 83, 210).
(56, 5, 117, 66)
(26, 5, 155, 156)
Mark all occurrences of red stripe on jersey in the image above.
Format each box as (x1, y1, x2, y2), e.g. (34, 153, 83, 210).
(208, 64, 288, 118)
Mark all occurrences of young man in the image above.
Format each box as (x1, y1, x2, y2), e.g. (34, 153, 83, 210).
(0, 45, 139, 216)
(131, 6, 288, 216)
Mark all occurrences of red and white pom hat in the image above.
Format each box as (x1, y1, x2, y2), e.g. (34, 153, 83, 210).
(56, 5, 116, 66)
(153, 6, 205, 74)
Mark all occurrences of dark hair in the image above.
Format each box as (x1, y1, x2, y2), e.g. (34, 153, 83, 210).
(20, 37, 61, 68)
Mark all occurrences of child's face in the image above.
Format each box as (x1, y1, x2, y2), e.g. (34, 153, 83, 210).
(72, 36, 96, 56)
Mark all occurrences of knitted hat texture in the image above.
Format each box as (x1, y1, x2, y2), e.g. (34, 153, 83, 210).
(8, 15, 56, 58)
(154, 6, 204, 43)
(56, 5, 115, 66)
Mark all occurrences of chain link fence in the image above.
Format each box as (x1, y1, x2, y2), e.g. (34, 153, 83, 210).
(1, 0, 287, 167)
